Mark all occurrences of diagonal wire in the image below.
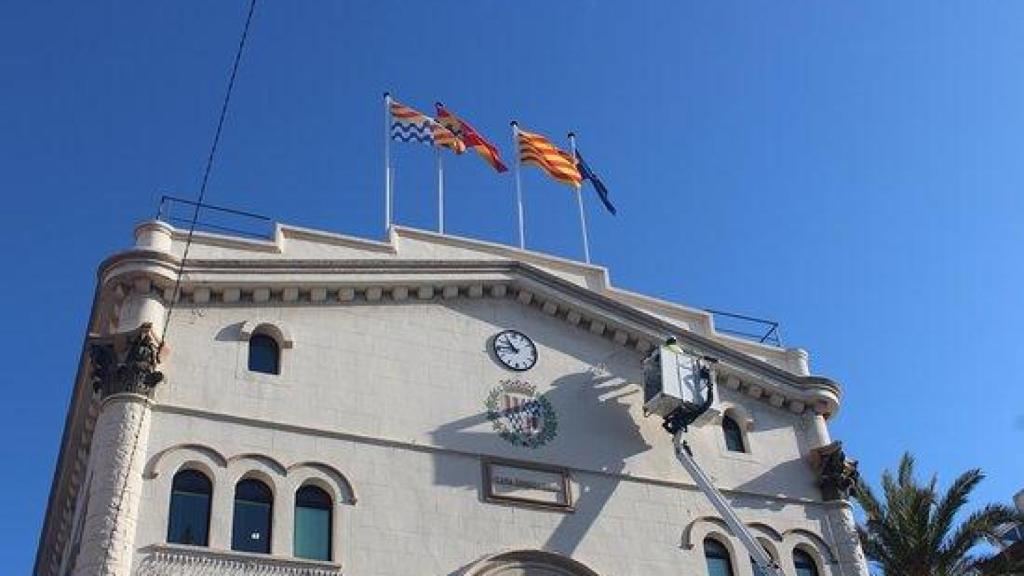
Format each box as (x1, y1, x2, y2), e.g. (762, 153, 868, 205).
(95, 2, 260, 571)
(160, 0, 259, 349)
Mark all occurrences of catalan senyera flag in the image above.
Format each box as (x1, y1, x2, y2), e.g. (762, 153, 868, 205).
(517, 128, 582, 188)
(389, 99, 465, 154)
(435, 104, 508, 173)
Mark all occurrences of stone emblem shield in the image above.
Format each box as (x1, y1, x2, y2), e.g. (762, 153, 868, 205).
(485, 379, 558, 449)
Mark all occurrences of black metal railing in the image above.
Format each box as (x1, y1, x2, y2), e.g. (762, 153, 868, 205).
(155, 195, 274, 239)
(704, 308, 781, 346)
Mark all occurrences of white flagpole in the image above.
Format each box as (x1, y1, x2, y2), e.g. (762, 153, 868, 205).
(383, 92, 392, 233)
(437, 145, 445, 234)
(568, 132, 591, 264)
(512, 121, 525, 249)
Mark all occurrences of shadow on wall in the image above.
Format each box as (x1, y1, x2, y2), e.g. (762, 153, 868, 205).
(732, 456, 820, 507)
(430, 367, 651, 557)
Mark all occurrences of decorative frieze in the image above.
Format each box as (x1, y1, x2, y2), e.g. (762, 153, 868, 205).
(138, 545, 341, 576)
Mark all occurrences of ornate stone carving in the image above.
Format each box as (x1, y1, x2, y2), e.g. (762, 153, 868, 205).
(137, 545, 341, 575)
(809, 441, 859, 501)
(88, 322, 165, 399)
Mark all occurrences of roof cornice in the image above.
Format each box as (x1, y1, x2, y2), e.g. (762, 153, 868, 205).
(97, 250, 841, 414)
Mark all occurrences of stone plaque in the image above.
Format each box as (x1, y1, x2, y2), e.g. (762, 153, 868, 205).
(483, 459, 572, 511)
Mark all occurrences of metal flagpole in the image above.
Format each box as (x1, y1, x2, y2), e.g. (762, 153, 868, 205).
(568, 132, 591, 264)
(437, 144, 445, 233)
(511, 121, 525, 249)
(384, 92, 392, 233)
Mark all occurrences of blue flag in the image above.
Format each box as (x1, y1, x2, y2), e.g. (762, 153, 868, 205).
(575, 149, 616, 215)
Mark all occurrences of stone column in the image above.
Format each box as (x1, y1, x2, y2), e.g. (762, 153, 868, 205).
(824, 501, 871, 576)
(808, 441, 870, 576)
(73, 324, 164, 576)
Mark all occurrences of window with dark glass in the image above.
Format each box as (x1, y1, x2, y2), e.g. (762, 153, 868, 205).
(294, 485, 332, 561)
(248, 333, 280, 375)
(232, 478, 273, 554)
(794, 549, 819, 576)
(167, 469, 212, 546)
(722, 415, 746, 453)
(750, 544, 774, 576)
(704, 538, 735, 576)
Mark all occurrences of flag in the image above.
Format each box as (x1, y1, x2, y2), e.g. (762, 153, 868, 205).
(517, 128, 581, 188)
(575, 149, 616, 215)
(435, 103, 508, 173)
(389, 99, 465, 154)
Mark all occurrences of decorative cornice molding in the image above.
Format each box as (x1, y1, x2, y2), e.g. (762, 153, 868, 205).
(96, 255, 840, 417)
(138, 544, 342, 575)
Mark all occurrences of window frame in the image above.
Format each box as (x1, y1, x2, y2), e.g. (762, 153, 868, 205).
(793, 547, 821, 576)
(247, 333, 281, 375)
(293, 484, 334, 561)
(231, 477, 274, 554)
(703, 537, 736, 576)
(166, 468, 213, 547)
(722, 414, 747, 453)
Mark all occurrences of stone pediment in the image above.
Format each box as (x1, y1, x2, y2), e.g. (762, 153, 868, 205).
(99, 220, 841, 419)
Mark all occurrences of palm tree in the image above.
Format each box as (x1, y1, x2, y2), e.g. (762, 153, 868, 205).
(854, 453, 1024, 576)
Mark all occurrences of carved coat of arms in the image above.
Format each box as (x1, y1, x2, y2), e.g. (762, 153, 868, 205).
(485, 380, 558, 449)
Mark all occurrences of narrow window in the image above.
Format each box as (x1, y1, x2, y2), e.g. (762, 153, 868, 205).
(248, 334, 280, 375)
(722, 414, 746, 453)
(704, 538, 735, 576)
(794, 549, 820, 576)
(750, 544, 774, 576)
(294, 485, 333, 561)
(167, 469, 212, 546)
(232, 478, 273, 554)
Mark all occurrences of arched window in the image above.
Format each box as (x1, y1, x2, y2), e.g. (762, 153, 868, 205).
(294, 485, 333, 561)
(794, 549, 820, 576)
(704, 538, 735, 576)
(722, 414, 746, 453)
(232, 478, 273, 554)
(248, 333, 280, 375)
(749, 543, 775, 576)
(167, 469, 212, 546)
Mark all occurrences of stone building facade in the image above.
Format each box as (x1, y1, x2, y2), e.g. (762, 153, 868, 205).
(35, 220, 868, 576)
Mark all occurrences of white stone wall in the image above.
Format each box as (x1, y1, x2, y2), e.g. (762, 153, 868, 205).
(136, 411, 849, 576)
(155, 297, 818, 498)
(125, 295, 854, 575)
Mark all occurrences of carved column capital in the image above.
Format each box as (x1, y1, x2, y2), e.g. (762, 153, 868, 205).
(809, 440, 859, 501)
(88, 322, 165, 399)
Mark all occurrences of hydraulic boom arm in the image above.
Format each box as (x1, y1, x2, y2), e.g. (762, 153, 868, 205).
(643, 340, 784, 576)
(673, 431, 784, 576)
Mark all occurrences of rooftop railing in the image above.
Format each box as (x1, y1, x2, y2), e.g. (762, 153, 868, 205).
(155, 195, 274, 240)
(704, 309, 782, 347)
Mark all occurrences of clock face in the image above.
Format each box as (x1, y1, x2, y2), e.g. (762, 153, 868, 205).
(492, 330, 538, 371)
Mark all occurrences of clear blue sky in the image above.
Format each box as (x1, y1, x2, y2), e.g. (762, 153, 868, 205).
(3, 1, 1023, 571)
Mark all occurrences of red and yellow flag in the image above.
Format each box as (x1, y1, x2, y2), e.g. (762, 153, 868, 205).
(389, 99, 465, 154)
(517, 127, 581, 188)
(435, 104, 508, 173)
